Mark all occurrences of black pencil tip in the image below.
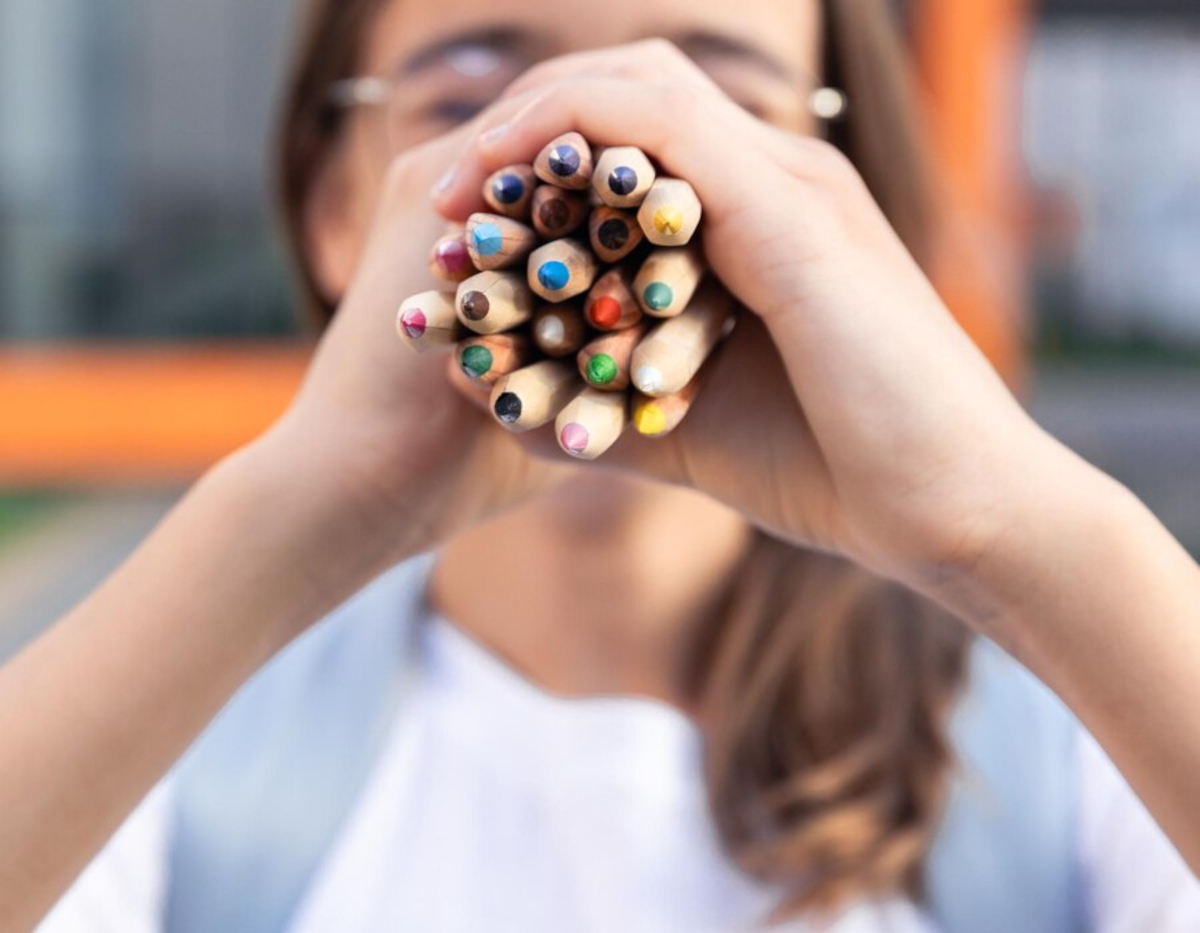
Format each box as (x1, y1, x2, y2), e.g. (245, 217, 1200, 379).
(494, 392, 522, 424)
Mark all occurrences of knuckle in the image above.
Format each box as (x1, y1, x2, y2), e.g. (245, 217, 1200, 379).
(636, 37, 689, 65)
(504, 60, 555, 98)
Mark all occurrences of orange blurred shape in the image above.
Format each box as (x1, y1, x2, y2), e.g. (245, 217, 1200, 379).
(0, 1, 1035, 486)
(0, 344, 309, 486)
(913, 0, 1033, 386)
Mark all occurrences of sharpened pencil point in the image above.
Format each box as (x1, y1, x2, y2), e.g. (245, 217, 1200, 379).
(560, 422, 590, 455)
(586, 354, 619, 386)
(494, 392, 523, 424)
(537, 261, 571, 291)
(609, 166, 639, 196)
(460, 291, 490, 321)
(460, 345, 494, 378)
(399, 308, 426, 339)
(643, 283, 673, 311)
(471, 223, 503, 257)
(634, 365, 664, 394)
(548, 145, 581, 177)
(653, 208, 684, 235)
(634, 402, 668, 436)
(492, 173, 525, 204)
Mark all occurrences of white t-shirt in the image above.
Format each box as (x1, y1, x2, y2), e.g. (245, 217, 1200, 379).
(40, 614, 1200, 933)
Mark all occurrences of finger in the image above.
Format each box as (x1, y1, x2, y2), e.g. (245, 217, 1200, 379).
(432, 78, 789, 223)
(497, 39, 722, 106)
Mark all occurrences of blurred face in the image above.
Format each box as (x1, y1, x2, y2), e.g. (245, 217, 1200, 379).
(311, 0, 823, 296)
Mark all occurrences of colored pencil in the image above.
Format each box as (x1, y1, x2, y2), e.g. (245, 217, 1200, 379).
(631, 282, 734, 396)
(464, 213, 537, 271)
(483, 164, 537, 220)
(637, 178, 703, 246)
(577, 321, 649, 391)
(457, 332, 532, 384)
(588, 206, 644, 264)
(531, 185, 589, 239)
(556, 388, 628, 460)
(490, 360, 579, 432)
(396, 290, 461, 353)
(455, 270, 536, 334)
(632, 376, 702, 438)
(634, 245, 706, 318)
(533, 303, 588, 358)
(428, 225, 474, 283)
(533, 132, 594, 190)
(592, 146, 657, 208)
(584, 265, 643, 331)
(528, 238, 599, 302)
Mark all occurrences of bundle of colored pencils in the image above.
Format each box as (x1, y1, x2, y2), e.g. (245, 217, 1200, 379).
(397, 133, 735, 460)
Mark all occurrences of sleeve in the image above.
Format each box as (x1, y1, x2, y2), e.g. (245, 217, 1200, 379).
(35, 779, 175, 933)
(1076, 730, 1200, 933)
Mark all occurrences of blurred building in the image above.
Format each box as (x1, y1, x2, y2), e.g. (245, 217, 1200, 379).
(0, 0, 296, 339)
(2, 0, 1198, 355)
(1025, 0, 1200, 352)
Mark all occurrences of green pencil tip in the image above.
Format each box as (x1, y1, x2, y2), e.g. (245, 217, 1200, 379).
(460, 345, 494, 378)
(586, 354, 619, 385)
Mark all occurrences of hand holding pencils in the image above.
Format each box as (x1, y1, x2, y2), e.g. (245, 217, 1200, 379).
(398, 134, 734, 461)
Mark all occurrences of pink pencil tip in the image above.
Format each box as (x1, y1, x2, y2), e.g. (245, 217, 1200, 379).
(436, 239, 469, 274)
(560, 422, 590, 455)
(399, 308, 427, 339)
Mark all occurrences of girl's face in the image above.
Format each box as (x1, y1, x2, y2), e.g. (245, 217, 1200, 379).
(312, 0, 822, 297)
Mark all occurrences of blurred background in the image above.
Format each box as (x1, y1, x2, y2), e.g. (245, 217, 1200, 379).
(1, 0, 1198, 656)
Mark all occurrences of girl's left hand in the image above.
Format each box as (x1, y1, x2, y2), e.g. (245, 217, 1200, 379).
(431, 41, 1083, 611)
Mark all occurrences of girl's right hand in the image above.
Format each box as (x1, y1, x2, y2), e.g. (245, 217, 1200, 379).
(260, 130, 564, 575)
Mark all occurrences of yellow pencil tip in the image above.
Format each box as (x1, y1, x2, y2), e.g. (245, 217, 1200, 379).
(634, 402, 668, 436)
(653, 208, 684, 235)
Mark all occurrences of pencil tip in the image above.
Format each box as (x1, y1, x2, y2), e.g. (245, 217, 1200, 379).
(634, 366, 664, 394)
(537, 261, 571, 292)
(643, 283, 673, 312)
(560, 422, 590, 456)
(459, 345, 493, 379)
(634, 402, 667, 436)
(586, 354, 618, 386)
(494, 392, 522, 424)
(398, 308, 426, 339)
(460, 292, 490, 321)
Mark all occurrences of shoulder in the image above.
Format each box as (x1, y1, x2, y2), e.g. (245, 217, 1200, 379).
(170, 555, 437, 933)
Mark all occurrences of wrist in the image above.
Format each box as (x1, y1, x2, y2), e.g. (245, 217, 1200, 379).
(204, 425, 419, 645)
(943, 434, 1142, 655)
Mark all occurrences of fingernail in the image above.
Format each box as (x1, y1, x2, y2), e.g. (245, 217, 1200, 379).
(431, 166, 457, 197)
(479, 122, 512, 146)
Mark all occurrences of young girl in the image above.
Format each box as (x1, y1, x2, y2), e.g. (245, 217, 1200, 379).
(5, 1, 1199, 930)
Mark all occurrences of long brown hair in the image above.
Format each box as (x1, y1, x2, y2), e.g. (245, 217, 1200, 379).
(276, 0, 972, 916)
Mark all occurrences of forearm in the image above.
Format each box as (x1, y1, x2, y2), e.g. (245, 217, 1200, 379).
(0, 429, 396, 928)
(969, 440, 1200, 871)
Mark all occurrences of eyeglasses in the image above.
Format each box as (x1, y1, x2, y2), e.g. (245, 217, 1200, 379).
(326, 67, 846, 155)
